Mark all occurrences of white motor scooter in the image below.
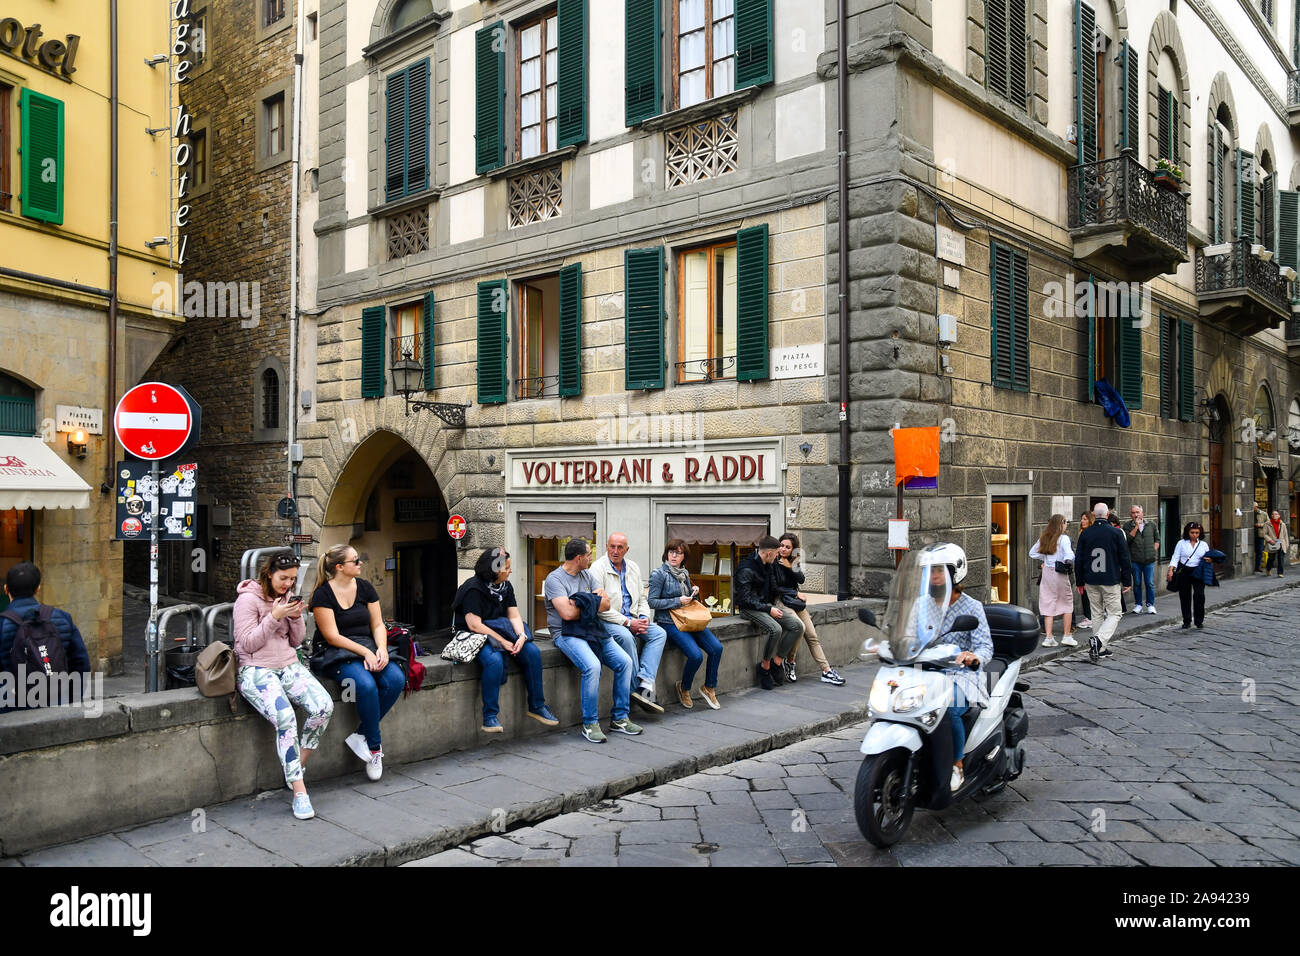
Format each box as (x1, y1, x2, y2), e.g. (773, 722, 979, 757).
(852, 547, 1037, 847)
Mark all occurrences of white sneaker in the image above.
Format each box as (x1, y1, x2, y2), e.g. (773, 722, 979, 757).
(1130, 607, 1144, 615)
(344, 732, 371, 764)
(1041, 636, 1058, 647)
(1146, 605, 1157, 614)
(366, 750, 383, 781)
(950, 765, 964, 791)
(1060, 635, 1078, 647)
(1076, 619, 1092, 629)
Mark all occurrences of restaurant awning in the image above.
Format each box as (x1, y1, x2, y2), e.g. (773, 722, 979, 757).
(1255, 456, 1280, 476)
(0, 437, 92, 511)
(666, 514, 770, 546)
(517, 512, 596, 539)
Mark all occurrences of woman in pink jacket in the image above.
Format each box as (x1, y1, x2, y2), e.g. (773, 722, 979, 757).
(233, 550, 334, 820)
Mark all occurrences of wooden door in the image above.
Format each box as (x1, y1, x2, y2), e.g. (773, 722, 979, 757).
(1208, 441, 1223, 552)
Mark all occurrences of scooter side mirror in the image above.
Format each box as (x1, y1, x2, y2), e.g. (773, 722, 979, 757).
(857, 607, 877, 627)
(944, 614, 979, 635)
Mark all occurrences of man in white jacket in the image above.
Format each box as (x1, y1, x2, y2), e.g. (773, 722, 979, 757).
(591, 533, 667, 714)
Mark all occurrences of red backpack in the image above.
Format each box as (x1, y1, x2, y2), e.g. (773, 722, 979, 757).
(385, 621, 425, 698)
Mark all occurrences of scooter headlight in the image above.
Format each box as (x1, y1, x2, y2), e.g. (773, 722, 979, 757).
(893, 685, 926, 713)
(868, 680, 891, 714)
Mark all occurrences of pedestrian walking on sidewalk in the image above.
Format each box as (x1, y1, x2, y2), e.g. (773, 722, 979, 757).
(233, 550, 333, 820)
(591, 532, 668, 715)
(1124, 505, 1160, 615)
(1107, 513, 1134, 613)
(1073, 512, 1093, 629)
(1166, 522, 1222, 629)
(1075, 503, 1132, 663)
(452, 548, 558, 734)
(734, 535, 804, 689)
(1253, 503, 1269, 572)
(310, 545, 406, 782)
(1263, 510, 1290, 577)
(647, 539, 723, 710)
(1030, 514, 1076, 648)
(775, 533, 844, 685)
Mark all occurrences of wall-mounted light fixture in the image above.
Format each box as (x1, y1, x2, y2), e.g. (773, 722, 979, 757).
(145, 236, 170, 249)
(66, 429, 88, 460)
(1197, 391, 1221, 426)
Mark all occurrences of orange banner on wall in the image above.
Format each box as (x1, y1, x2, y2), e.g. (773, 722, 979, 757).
(893, 427, 940, 487)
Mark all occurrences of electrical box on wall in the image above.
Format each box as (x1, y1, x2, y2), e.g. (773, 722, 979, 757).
(938, 313, 958, 345)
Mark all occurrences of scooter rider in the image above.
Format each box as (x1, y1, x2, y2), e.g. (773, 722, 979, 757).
(904, 544, 993, 792)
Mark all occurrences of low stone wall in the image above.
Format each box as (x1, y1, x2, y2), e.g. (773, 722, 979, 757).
(0, 602, 870, 857)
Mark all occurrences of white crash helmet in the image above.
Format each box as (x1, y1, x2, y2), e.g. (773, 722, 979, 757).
(917, 542, 968, 586)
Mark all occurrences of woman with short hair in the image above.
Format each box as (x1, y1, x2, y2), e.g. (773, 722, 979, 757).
(647, 539, 723, 710)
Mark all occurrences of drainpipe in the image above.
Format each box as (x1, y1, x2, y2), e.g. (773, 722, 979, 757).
(836, 0, 850, 599)
(287, 2, 306, 553)
(106, 0, 120, 492)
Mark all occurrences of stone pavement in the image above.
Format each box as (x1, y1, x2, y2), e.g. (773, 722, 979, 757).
(412, 586, 1300, 866)
(12, 573, 1298, 866)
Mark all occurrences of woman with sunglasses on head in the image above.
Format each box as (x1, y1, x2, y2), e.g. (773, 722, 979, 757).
(309, 544, 406, 781)
(1166, 522, 1224, 629)
(232, 550, 333, 820)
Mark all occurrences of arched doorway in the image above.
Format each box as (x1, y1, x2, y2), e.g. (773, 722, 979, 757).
(1207, 394, 1232, 556)
(321, 431, 457, 636)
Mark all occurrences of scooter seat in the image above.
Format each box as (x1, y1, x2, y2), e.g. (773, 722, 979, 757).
(985, 657, 1007, 687)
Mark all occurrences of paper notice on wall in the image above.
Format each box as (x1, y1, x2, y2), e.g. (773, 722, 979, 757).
(1050, 496, 1073, 520)
(888, 519, 910, 550)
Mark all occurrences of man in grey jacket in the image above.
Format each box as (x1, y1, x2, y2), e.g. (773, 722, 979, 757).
(1123, 505, 1159, 615)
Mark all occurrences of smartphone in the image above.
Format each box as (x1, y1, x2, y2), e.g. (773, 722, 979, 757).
(286, 594, 303, 605)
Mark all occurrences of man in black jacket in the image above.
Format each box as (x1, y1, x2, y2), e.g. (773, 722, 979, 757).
(734, 536, 803, 689)
(1075, 504, 1132, 663)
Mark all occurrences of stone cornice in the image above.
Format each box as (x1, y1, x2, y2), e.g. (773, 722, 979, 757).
(1189, 0, 1286, 122)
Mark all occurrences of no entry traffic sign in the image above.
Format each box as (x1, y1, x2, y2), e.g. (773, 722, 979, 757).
(114, 382, 200, 460)
(447, 514, 467, 539)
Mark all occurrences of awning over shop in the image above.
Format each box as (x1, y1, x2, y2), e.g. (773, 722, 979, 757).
(1255, 456, 1280, 477)
(518, 512, 596, 539)
(0, 437, 92, 511)
(666, 514, 770, 546)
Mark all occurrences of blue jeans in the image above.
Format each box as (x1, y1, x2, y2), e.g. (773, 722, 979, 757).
(1132, 561, 1156, 607)
(659, 618, 723, 690)
(604, 619, 667, 689)
(554, 633, 632, 725)
(333, 659, 406, 752)
(949, 704, 969, 763)
(478, 617, 545, 722)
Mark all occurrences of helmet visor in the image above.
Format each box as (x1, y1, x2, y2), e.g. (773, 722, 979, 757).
(882, 550, 953, 661)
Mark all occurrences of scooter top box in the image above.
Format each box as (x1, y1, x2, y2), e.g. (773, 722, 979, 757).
(983, 604, 1038, 659)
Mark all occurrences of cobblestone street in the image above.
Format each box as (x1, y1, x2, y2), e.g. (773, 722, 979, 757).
(411, 590, 1300, 867)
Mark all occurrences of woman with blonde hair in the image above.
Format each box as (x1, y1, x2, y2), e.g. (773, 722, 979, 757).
(1030, 514, 1076, 647)
(308, 544, 405, 781)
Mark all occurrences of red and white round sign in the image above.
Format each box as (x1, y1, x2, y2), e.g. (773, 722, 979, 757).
(113, 382, 195, 460)
(447, 515, 467, 539)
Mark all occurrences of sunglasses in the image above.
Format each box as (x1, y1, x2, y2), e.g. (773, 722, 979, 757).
(343, 558, 364, 565)
(271, 555, 297, 570)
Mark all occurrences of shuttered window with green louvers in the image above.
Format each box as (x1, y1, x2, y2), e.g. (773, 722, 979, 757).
(1157, 86, 1179, 163)
(987, 0, 1028, 109)
(735, 224, 769, 381)
(361, 306, 386, 398)
(558, 263, 583, 397)
(734, 0, 773, 89)
(1159, 313, 1175, 420)
(477, 281, 509, 404)
(1119, 39, 1139, 153)
(625, 0, 661, 125)
(990, 241, 1029, 392)
(476, 23, 506, 174)
(1117, 289, 1143, 411)
(1260, 173, 1276, 251)
(625, 247, 665, 390)
(1177, 320, 1194, 422)
(385, 59, 430, 202)
(1074, 1, 1097, 164)
(1208, 124, 1225, 243)
(423, 292, 436, 391)
(1277, 189, 1299, 272)
(556, 0, 588, 148)
(20, 89, 63, 224)
(1237, 148, 1256, 241)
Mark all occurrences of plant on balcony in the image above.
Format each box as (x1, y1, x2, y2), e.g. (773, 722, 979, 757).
(1153, 157, 1184, 190)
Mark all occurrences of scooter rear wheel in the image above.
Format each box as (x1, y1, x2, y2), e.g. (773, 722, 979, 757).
(854, 748, 915, 848)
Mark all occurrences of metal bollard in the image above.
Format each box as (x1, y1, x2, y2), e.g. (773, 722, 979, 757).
(202, 602, 235, 648)
(152, 603, 204, 693)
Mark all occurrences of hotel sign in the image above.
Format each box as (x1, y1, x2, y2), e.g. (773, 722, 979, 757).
(0, 16, 80, 79)
(508, 444, 781, 495)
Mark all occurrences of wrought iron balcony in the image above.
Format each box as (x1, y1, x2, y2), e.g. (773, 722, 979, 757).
(515, 375, 559, 400)
(1067, 151, 1188, 281)
(1288, 70, 1300, 127)
(675, 356, 736, 384)
(1195, 238, 1292, 337)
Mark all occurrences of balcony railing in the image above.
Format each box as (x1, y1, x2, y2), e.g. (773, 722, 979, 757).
(1289, 70, 1300, 110)
(675, 356, 736, 384)
(1067, 152, 1188, 253)
(515, 375, 559, 400)
(389, 333, 423, 367)
(1195, 239, 1291, 316)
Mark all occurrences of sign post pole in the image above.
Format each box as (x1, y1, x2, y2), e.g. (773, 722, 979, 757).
(146, 459, 160, 693)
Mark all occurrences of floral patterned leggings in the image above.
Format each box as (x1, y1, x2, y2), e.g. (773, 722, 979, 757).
(237, 662, 334, 786)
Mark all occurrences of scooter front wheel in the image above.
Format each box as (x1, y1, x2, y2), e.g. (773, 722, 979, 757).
(854, 748, 915, 848)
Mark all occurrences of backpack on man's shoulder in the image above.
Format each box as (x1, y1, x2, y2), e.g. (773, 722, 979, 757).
(2, 604, 69, 676)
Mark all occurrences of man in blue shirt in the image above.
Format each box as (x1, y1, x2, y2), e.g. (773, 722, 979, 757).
(1, 562, 92, 713)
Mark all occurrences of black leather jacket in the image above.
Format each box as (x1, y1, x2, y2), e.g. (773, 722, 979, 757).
(733, 552, 778, 612)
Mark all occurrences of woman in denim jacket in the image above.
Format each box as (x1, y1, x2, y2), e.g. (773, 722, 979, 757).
(647, 539, 723, 711)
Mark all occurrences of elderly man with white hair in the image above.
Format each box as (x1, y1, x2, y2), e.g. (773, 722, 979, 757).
(1073, 502, 1133, 663)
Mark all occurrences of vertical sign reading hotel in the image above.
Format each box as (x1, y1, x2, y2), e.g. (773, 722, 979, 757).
(171, 1, 199, 266)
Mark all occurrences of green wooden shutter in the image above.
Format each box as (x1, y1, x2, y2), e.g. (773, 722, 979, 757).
(735, 0, 774, 89)
(1084, 275, 1097, 402)
(735, 224, 770, 382)
(423, 292, 436, 391)
(990, 242, 1014, 389)
(19, 89, 64, 225)
(625, 0, 661, 125)
(1008, 0, 1028, 108)
(1157, 86, 1171, 160)
(361, 306, 386, 398)
(1209, 124, 1222, 243)
(1237, 148, 1255, 241)
(477, 280, 508, 404)
(1118, 288, 1143, 410)
(1171, 94, 1179, 164)
(987, 0, 1008, 102)
(1177, 319, 1194, 422)
(624, 247, 665, 390)
(558, 263, 583, 397)
(1011, 248, 1029, 391)
(475, 23, 505, 174)
(1261, 174, 1275, 250)
(1278, 189, 1299, 271)
(406, 59, 431, 195)
(1120, 39, 1139, 154)
(385, 68, 409, 201)
(556, 0, 588, 147)
(1159, 314, 1174, 419)
(1075, 1, 1097, 164)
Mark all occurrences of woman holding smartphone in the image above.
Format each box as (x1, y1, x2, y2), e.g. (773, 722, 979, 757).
(648, 539, 723, 710)
(309, 544, 405, 781)
(233, 549, 333, 820)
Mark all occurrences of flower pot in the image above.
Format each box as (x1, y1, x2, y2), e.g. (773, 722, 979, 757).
(1153, 172, 1182, 191)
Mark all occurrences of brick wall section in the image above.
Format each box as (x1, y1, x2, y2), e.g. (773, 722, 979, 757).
(138, 2, 298, 600)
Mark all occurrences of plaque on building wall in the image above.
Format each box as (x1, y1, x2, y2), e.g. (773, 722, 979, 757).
(771, 344, 825, 380)
(937, 226, 966, 265)
(55, 405, 103, 435)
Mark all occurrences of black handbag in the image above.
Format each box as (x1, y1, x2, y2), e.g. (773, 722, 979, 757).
(779, 588, 807, 612)
(310, 632, 376, 677)
(1055, 559, 1074, 575)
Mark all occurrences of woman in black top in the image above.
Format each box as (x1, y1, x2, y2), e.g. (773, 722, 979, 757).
(309, 544, 405, 781)
(452, 547, 558, 734)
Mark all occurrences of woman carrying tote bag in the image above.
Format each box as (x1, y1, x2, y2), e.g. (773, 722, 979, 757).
(647, 539, 723, 711)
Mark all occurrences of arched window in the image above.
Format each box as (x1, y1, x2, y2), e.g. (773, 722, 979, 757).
(254, 357, 287, 442)
(391, 0, 433, 34)
(0, 372, 35, 437)
(1254, 384, 1275, 449)
(262, 368, 280, 430)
